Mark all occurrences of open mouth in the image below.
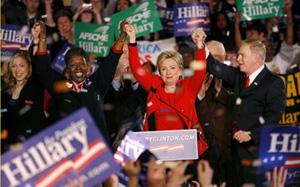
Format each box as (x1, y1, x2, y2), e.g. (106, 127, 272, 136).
(15, 73, 24, 78)
(75, 72, 83, 77)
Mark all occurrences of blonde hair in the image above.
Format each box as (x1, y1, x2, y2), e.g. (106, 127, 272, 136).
(156, 51, 183, 71)
(6, 51, 32, 93)
(245, 40, 266, 62)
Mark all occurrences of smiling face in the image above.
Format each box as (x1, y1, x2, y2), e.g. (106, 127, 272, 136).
(57, 16, 73, 37)
(66, 56, 89, 83)
(159, 58, 182, 86)
(237, 43, 264, 75)
(10, 56, 31, 82)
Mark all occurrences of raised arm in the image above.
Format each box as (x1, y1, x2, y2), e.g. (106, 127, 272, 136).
(187, 28, 207, 96)
(45, 0, 56, 27)
(234, 12, 243, 49)
(92, 0, 104, 24)
(94, 20, 127, 95)
(33, 21, 65, 93)
(126, 24, 154, 92)
(285, 0, 293, 46)
(72, 4, 85, 24)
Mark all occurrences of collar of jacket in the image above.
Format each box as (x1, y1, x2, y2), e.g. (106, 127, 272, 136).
(67, 79, 92, 93)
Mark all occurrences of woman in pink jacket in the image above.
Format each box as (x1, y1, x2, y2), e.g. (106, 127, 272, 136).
(125, 24, 208, 155)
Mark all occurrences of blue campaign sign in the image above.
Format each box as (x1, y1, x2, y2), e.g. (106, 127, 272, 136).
(1, 24, 32, 61)
(158, 6, 174, 33)
(134, 129, 198, 161)
(173, 3, 210, 37)
(114, 131, 150, 164)
(1, 108, 120, 187)
(259, 126, 300, 185)
(51, 43, 74, 74)
(114, 131, 150, 187)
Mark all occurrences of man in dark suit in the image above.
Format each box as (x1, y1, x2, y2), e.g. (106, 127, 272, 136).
(192, 29, 286, 186)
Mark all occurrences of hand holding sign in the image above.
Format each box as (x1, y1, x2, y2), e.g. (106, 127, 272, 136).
(125, 24, 136, 44)
(147, 159, 166, 187)
(67, 176, 83, 187)
(123, 160, 141, 178)
(166, 161, 192, 187)
(35, 21, 47, 52)
(192, 28, 206, 49)
(197, 160, 213, 187)
(38, 21, 47, 41)
(123, 160, 141, 187)
(120, 20, 129, 37)
(265, 167, 287, 187)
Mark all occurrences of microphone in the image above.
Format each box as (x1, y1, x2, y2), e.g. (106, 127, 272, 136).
(149, 86, 207, 142)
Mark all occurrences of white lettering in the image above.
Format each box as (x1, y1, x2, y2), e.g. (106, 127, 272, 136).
(268, 133, 300, 153)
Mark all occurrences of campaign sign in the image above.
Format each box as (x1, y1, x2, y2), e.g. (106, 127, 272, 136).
(137, 37, 176, 66)
(236, 0, 285, 21)
(75, 22, 113, 57)
(51, 43, 73, 74)
(1, 108, 120, 187)
(158, 6, 174, 33)
(1, 24, 32, 61)
(114, 131, 150, 164)
(259, 126, 300, 185)
(279, 69, 300, 126)
(173, 3, 210, 37)
(114, 131, 150, 186)
(110, 0, 163, 39)
(134, 129, 198, 161)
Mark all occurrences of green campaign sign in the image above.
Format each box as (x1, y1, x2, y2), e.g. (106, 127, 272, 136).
(236, 0, 285, 21)
(75, 22, 113, 57)
(110, 0, 163, 38)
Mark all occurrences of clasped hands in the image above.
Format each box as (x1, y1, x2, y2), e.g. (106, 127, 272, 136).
(233, 130, 252, 143)
(192, 28, 206, 49)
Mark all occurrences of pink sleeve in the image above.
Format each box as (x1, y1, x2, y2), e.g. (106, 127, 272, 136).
(128, 45, 154, 92)
(186, 48, 207, 96)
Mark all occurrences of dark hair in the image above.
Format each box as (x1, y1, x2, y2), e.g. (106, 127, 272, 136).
(64, 48, 88, 66)
(78, 9, 96, 23)
(54, 9, 73, 24)
(178, 43, 195, 56)
(247, 21, 268, 37)
(114, 0, 132, 13)
(212, 11, 230, 29)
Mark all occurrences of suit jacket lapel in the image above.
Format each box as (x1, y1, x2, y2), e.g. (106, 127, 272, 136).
(248, 67, 268, 90)
(240, 66, 268, 95)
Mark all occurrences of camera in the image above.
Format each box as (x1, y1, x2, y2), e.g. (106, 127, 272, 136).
(82, 3, 92, 9)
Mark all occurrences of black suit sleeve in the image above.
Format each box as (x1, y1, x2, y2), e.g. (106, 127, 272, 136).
(33, 54, 65, 93)
(94, 48, 122, 95)
(207, 54, 239, 88)
(250, 77, 286, 144)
